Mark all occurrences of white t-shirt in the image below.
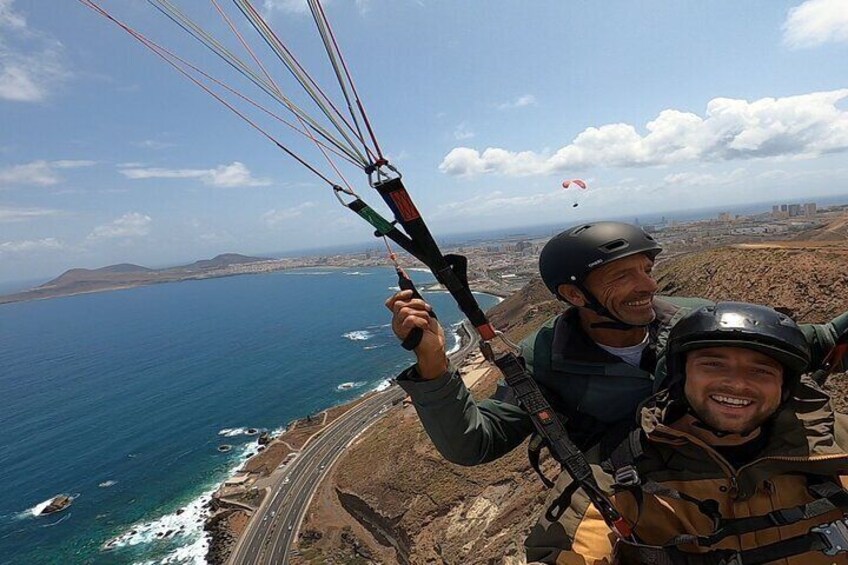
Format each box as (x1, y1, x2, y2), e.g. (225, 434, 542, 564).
(595, 334, 649, 367)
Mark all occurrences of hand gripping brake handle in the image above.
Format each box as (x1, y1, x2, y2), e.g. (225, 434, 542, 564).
(397, 269, 437, 351)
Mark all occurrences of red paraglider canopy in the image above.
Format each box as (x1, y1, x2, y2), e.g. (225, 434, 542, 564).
(562, 179, 587, 190)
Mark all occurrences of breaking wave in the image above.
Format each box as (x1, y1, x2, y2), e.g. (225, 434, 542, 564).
(24, 498, 55, 519)
(282, 271, 334, 276)
(98, 480, 118, 488)
(336, 381, 367, 391)
(342, 330, 373, 341)
(373, 380, 391, 392)
(217, 427, 262, 438)
(446, 322, 463, 355)
(343, 271, 370, 276)
(104, 444, 259, 564)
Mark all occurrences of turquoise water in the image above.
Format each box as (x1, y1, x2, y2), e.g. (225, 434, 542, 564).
(0, 267, 499, 564)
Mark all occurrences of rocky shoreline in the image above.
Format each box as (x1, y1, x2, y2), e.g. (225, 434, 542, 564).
(201, 308, 484, 564)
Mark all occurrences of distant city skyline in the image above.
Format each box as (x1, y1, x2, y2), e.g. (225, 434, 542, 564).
(2, 0, 848, 282)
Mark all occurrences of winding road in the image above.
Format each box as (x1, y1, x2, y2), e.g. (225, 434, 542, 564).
(228, 321, 479, 564)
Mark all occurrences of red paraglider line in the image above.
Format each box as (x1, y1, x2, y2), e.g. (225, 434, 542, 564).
(77, 0, 344, 189)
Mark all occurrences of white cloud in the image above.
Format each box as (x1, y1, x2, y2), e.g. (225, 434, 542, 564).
(453, 122, 475, 140)
(662, 168, 747, 188)
(0, 0, 26, 29)
(433, 190, 561, 220)
(0, 159, 96, 187)
(783, 0, 848, 48)
(497, 94, 537, 110)
(0, 161, 58, 186)
(52, 160, 97, 169)
(261, 202, 316, 227)
(440, 89, 848, 177)
(0, 206, 63, 222)
(119, 161, 271, 187)
(209, 162, 270, 187)
(263, 0, 310, 15)
(88, 212, 152, 240)
(135, 139, 177, 150)
(0, 237, 64, 254)
(0, 0, 70, 102)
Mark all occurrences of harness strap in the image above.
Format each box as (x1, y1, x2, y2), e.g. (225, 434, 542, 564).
(494, 351, 634, 538)
(650, 480, 848, 548)
(618, 516, 848, 565)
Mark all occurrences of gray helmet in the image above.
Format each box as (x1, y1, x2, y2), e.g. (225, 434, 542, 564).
(539, 221, 662, 299)
(666, 302, 811, 395)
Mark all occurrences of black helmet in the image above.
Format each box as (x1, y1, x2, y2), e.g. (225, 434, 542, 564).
(539, 221, 662, 298)
(666, 302, 811, 394)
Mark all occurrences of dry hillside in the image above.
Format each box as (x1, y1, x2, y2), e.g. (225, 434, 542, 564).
(293, 228, 848, 565)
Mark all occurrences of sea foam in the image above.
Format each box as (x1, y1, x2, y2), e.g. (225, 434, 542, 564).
(336, 381, 367, 391)
(107, 444, 259, 564)
(342, 330, 373, 341)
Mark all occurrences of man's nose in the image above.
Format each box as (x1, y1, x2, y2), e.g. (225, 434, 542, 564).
(637, 270, 659, 293)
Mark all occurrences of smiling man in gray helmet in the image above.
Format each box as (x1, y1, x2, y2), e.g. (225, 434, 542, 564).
(386, 221, 848, 478)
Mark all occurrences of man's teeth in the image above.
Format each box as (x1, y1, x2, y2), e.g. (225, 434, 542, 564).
(624, 298, 651, 307)
(710, 394, 753, 407)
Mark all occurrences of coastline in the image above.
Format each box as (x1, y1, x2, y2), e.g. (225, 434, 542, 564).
(0, 257, 512, 307)
(200, 297, 490, 563)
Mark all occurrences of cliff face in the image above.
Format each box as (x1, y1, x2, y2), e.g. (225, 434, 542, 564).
(295, 238, 848, 565)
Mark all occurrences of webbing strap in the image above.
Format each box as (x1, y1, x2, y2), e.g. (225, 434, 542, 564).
(346, 198, 428, 264)
(374, 177, 493, 337)
(619, 518, 844, 565)
(494, 351, 631, 537)
(645, 480, 848, 549)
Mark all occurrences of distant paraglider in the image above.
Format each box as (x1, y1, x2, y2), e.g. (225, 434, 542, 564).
(561, 179, 588, 207)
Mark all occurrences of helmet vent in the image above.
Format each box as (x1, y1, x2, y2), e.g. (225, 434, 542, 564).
(601, 239, 628, 252)
(571, 225, 592, 236)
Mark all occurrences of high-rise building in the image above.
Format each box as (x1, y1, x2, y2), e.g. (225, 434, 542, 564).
(804, 202, 817, 217)
(788, 204, 802, 217)
(781, 204, 788, 212)
(772, 205, 780, 216)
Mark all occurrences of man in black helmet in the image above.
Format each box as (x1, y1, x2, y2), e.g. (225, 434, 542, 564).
(386, 221, 848, 469)
(525, 302, 848, 565)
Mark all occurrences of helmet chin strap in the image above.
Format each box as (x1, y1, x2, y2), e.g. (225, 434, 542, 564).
(575, 283, 650, 331)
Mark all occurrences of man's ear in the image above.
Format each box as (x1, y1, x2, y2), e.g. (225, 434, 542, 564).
(557, 283, 586, 307)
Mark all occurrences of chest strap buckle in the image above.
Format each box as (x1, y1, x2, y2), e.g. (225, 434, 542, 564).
(811, 516, 848, 556)
(614, 465, 640, 488)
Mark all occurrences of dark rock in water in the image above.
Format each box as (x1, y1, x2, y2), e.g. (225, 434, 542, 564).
(164, 529, 174, 538)
(217, 445, 233, 453)
(258, 431, 271, 445)
(41, 495, 73, 515)
(176, 508, 185, 516)
(246, 428, 258, 435)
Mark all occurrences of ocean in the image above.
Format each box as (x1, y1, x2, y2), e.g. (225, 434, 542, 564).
(0, 267, 500, 564)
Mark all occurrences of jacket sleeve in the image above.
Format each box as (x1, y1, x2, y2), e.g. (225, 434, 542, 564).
(397, 365, 533, 465)
(799, 310, 848, 370)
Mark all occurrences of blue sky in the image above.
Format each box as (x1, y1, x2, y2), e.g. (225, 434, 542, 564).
(2, 0, 848, 283)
